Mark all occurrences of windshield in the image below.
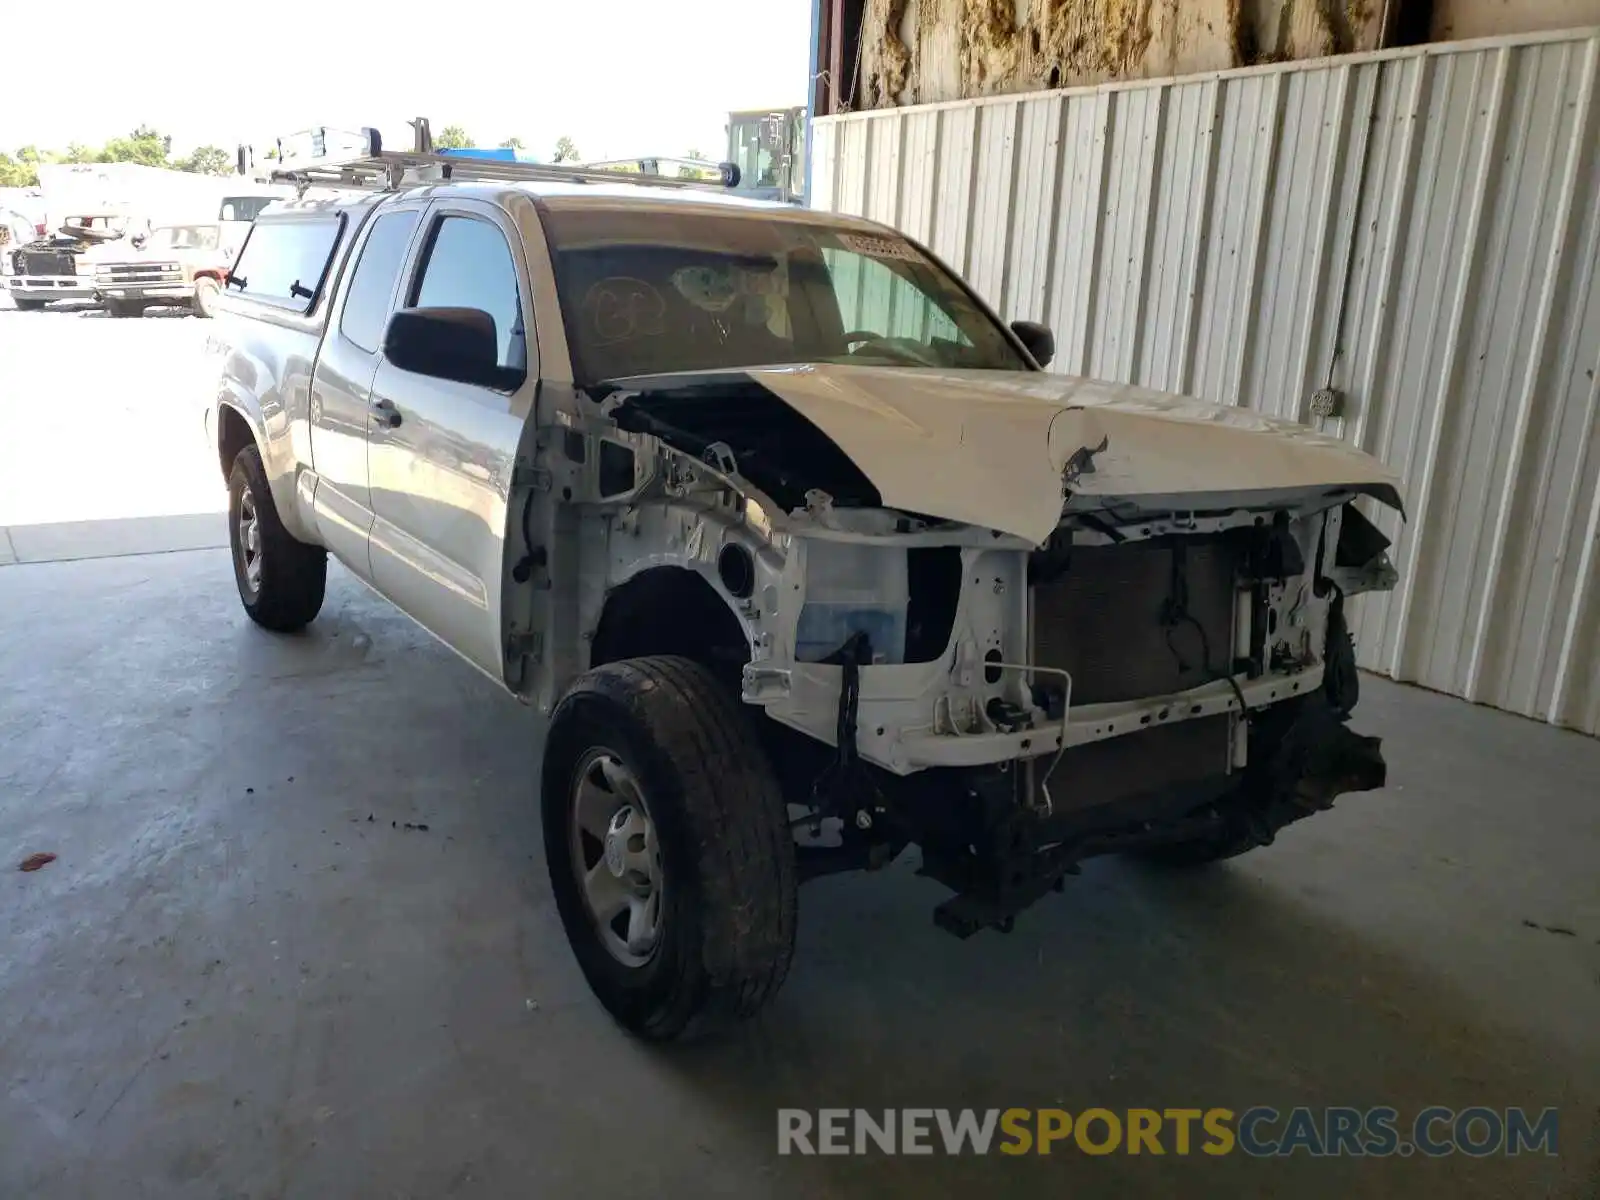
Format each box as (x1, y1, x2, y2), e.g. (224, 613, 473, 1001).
(540, 205, 1030, 384)
(151, 224, 220, 250)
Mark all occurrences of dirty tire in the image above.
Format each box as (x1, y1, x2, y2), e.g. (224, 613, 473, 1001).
(542, 656, 797, 1041)
(105, 299, 142, 318)
(192, 276, 220, 318)
(11, 297, 47, 312)
(227, 444, 326, 631)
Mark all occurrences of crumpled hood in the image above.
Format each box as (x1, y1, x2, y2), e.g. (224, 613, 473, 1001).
(743, 365, 1404, 544)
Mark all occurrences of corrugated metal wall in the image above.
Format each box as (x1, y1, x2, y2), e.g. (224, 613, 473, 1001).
(812, 28, 1600, 735)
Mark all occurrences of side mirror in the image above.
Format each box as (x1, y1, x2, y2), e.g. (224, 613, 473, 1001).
(383, 307, 521, 389)
(1011, 320, 1055, 368)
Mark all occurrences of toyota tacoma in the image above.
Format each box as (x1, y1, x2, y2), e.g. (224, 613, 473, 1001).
(207, 130, 1401, 1041)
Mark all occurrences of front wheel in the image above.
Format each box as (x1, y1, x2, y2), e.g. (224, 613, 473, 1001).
(192, 276, 220, 318)
(11, 297, 47, 312)
(105, 299, 143, 318)
(542, 656, 797, 1041)
(227, 444, 326, 631)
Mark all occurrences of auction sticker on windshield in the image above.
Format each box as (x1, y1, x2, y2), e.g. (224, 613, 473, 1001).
(837, 233, 926, 263)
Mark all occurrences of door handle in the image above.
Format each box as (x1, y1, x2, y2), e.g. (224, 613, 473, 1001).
(370, 397, 401, 428)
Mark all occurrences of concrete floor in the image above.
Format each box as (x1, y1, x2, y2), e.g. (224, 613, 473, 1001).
(1, 545, 1596, 1199)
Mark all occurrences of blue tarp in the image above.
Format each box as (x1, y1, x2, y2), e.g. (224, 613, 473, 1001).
(437, 147, 540, 164)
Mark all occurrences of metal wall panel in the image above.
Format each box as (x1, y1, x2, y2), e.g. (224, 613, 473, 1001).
(814, 29, 1600, 734)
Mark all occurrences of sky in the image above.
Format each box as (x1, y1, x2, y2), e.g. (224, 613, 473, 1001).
(1, 0, 813, 163)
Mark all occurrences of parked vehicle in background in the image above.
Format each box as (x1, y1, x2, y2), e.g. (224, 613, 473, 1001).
(93, 221, 230, 317)
(218, 191, 284, 224)
(217, 187, 291, 255)
(3, 165, 283, 311)
(4, 213, 136, 310)
(1, 207, 38, 279)
(207, 128, 1399, 1042)
(726, 106, 806, 203)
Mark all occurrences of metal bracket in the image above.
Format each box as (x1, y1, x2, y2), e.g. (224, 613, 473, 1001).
(703, 440, 739, 477)
(507, 628, 543, 663)
(512, 462, 551, 492)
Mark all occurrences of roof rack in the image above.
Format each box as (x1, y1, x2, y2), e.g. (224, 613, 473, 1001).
(236, 118, 742, 195)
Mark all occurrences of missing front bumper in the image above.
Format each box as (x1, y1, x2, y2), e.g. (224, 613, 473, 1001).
(909, 695, 1386, 938)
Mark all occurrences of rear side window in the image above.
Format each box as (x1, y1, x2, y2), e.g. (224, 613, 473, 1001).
(339, 211, 419, 353)
(410, 216, 526, 369)
(227, 216, 345, 313)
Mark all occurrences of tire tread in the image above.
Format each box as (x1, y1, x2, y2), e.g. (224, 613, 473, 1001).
(544, 655, 796, 1039)
(229, 445, 326, 631)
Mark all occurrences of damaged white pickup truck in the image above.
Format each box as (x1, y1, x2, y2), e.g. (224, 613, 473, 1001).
(209, 135, 1401, 1040)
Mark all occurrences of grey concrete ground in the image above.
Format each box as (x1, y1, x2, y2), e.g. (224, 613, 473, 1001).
(2, 309, 1599, 1198)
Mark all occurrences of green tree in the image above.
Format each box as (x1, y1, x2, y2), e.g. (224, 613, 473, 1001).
(498, 136, 524, 151)
(98, 125, 172, 167)
(0, 153, 38, 187)
(177, 145, 233, 176)
(552, 135, 580, 163)
(0, 128, 239, 188)
(677, 148, 711, 179)
(434, 125, 473, 150)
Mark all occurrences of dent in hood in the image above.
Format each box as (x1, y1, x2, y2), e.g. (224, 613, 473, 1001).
(615, 365, 1405, 544)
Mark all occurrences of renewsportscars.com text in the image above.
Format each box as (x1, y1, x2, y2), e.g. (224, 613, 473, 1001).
(777, 1106, 1559, 1157)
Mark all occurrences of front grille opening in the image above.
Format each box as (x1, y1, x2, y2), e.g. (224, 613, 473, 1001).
(1031, 537, 1238, 706)
(904, 547, 962, 663)
(1030, 715, 1232, 814)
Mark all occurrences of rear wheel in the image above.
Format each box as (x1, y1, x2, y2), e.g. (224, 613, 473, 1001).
(192, 276, 220, 318)
(227, 444, 326, 631)
(542, 656, 797, 1041)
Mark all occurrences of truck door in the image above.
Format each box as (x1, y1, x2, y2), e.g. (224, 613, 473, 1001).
(307, 202, 425, 577)
(366, 199, 536, 680)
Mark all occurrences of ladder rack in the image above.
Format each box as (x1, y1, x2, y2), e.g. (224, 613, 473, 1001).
(236, 122, 742, 195)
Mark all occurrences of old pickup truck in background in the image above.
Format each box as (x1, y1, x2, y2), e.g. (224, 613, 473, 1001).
(93, 221, 231, 317)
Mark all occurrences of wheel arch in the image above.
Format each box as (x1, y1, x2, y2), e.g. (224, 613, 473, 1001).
(588, 566, 753, 692)
(216, 402, 256, 480)
(214, 397, 318, 545)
